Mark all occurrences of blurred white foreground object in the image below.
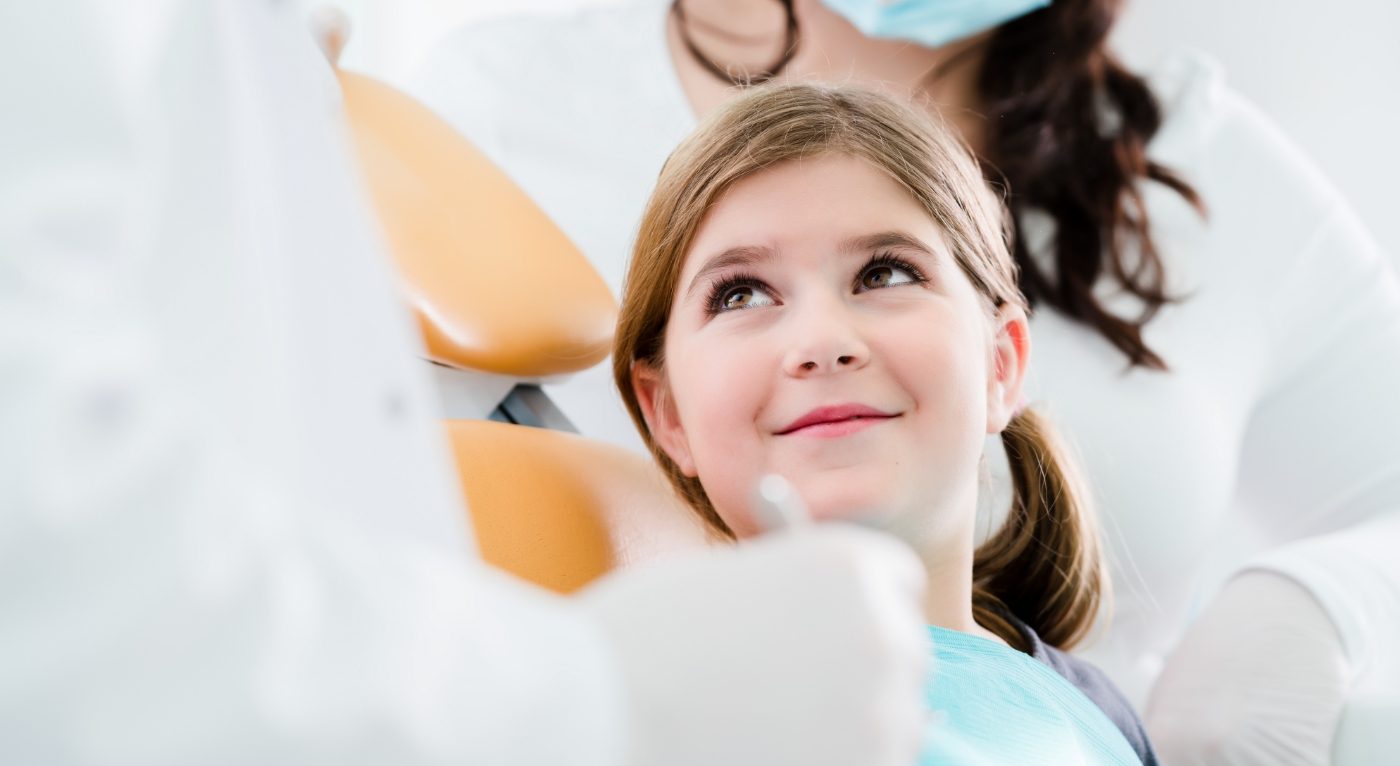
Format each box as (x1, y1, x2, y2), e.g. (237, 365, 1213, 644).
(0, 2, 931, 764)
(586, 528, 930, 766)
(1146, 572, 1349, 765)
(751, 473, 812, 533)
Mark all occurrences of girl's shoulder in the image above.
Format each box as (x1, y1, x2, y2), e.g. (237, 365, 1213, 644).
(923, 624, 1148, 764)
(1029, 639, 1158, 766)
(992, 614, 1159, 766)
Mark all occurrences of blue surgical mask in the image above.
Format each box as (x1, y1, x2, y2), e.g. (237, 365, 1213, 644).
(821, 0, 1052, 49)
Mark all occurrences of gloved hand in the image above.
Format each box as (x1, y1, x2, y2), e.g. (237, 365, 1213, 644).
(1145, 571, 1350, 765)
(581, 526, 929, 766)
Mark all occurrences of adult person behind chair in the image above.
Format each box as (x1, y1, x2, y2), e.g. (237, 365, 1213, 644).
(0, 2, 933, 764)
(408, 0, 1400, 761)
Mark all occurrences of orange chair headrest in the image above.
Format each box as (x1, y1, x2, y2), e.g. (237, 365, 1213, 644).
(338, 71, 617, 378)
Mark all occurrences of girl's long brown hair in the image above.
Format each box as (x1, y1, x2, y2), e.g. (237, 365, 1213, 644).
(614, 84, 1104, 650)
(980, 0, 1203, 370)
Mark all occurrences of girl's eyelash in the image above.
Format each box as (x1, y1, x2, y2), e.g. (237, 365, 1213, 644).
(862, 251, 929, 285)
(704, 271, 766, 316)
(701, 251, 927, 316)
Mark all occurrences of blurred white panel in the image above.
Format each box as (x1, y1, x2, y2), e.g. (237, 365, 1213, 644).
(1115, 0, 1400, 263)
(306, 0, 621, 79)
(312, 0, 1399, 263)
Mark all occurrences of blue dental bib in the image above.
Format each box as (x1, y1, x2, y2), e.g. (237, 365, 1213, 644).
(921, 626, 1141, 765)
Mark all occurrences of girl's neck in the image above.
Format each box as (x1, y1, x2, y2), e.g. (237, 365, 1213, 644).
(865, 483, 1009, 646)
(913, 520, 1008, 647)
(666, 0, 992, 153)
(918, 540, 978, 628)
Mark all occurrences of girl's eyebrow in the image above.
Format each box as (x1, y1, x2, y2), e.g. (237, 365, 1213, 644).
(683, 245, 776, 300)
(841, 231, 936, 256)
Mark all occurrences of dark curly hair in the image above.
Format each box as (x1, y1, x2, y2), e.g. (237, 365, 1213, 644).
(978, 0, 1204, 369)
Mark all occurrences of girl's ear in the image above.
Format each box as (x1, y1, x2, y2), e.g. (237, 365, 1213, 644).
(987, 304, 1031, 434)
(630, 362, 698, 476)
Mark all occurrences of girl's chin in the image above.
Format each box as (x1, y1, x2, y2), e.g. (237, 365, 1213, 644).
(771, 470, 909, 528)
(716, 491, 901, 538)
(805, 494, 905, 528)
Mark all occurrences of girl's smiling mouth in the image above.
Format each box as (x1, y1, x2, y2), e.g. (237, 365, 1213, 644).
(776, 404, 901, 438)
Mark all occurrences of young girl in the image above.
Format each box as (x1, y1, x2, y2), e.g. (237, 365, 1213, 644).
(613, 84, 1157, 765)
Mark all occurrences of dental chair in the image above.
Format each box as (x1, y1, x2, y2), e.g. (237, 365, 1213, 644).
(316, 18, 1400, 756)
(327, 29, 711, 594)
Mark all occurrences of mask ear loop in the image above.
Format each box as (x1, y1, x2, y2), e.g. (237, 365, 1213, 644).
(671, 0, 800, 87)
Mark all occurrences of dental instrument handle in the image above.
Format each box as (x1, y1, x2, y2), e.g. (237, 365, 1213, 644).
(751, 473, 812, 533)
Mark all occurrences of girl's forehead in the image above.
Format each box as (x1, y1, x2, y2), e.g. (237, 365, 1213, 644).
(678, 155, 942, 280)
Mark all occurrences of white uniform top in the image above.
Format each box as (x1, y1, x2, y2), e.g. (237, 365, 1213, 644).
(407, 0, 1400, 708)
(1, 1, 625, 763)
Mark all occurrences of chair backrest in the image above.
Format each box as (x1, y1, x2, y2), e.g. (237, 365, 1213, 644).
(448, 420, 712, 593)
(335, 64, 711, 592)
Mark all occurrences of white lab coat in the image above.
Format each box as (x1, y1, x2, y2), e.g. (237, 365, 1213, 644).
(0, 1, 626, 762)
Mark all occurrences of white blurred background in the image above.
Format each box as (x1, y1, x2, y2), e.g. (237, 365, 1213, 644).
(322, 0, 1400, 262)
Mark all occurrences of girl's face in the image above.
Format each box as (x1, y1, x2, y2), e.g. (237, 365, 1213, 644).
(633, 154, 1028, 540)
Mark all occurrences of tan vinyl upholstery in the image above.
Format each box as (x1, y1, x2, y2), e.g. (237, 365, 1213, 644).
(338, 70, 617, 378)
(336, 68, 711, 592)
(448, 420, 712, 593)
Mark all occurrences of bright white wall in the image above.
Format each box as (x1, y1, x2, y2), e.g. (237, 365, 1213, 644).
(1114, 0, 1400, 263)
(323, 0, 1400, 262)
(325, 0, 615, 79)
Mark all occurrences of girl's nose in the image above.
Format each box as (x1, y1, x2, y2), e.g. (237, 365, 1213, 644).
(781, 301, 871, 377)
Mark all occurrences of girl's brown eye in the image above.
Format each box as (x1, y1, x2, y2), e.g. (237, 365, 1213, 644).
(724, 287, 755, 309)
(862, 266, 895, 289)
(711, 282, 775, 313)
(857, 259, 920, 292)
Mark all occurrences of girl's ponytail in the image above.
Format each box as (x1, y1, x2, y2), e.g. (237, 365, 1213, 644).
(972, 408, 1106, 650)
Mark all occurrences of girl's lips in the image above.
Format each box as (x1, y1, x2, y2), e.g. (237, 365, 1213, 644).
(777, 404, 899, 437)
(784, 415, 897, 438)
